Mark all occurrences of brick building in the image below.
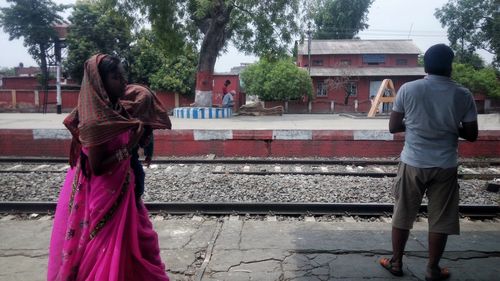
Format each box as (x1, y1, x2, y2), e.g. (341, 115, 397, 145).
(297, 39, 426, 113)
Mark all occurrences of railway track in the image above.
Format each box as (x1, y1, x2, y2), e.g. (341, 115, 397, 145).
(1, 157, 500, 166)
(1, 158, 498, 218)
(1, 159, 499, 180)
(0, 201, 498, 218)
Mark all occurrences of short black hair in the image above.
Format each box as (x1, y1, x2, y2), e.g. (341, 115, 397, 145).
(424, 44, 454, 77)
(225, 79, 231, 85)
(98, 55, 122, 81)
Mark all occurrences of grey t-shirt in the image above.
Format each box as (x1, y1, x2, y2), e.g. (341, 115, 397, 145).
(393, 75, 477, 168)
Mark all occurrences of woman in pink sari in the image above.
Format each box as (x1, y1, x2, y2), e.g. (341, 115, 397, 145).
(47, 54, 170, 281)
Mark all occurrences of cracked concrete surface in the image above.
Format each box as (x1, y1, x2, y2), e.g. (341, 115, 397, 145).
(0, 218, 499, 280)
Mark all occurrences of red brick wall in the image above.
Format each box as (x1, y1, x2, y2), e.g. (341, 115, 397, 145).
(2, 77, 39, 89)
(1, 129, 499, 158)
(155, 91, 194, 112)
(0, 89, 197, 112)
(0, 90, 12, 108)
(1, 76, 79, 90)
(213, 75, 241, 109)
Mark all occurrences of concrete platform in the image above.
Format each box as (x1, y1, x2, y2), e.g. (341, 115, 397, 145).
(0, 217, 499, 281)
(1, 113, 499, 130)
(0, 113, 499, 158)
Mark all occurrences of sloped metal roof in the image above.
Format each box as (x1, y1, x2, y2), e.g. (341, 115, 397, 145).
(307, 67, 426, 77)
(299, 40, 421, 55)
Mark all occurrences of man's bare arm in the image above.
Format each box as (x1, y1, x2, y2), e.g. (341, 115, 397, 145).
(389, 111, 405, 133)
(459, 121, 478, 142)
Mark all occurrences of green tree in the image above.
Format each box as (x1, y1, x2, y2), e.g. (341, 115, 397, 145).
(149, 47, 198, 96)
(453, 49, 485, 69)
(452, 63, 500, 98)
(127, 29, 166, 86)
(241, 58, 313, 101)
(0, 0, 67, 90)
(65, 1, 133, 81)
(126, 29, 198, 95)
(310, 0, 374, 39)
(122, 0, 302, 106)
(0, 66, 16, 76)
(435, 0, 499, 66)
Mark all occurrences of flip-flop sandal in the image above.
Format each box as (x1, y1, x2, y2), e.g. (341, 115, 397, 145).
(425, 267, 450, 281)
(379, 257, 403, 276)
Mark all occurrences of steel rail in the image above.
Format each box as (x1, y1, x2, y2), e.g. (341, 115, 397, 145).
(1, 157, 499, 166)
(1, 202, 498, 218)
(211, 171, 500, 180)
(1, 168, 498, 180)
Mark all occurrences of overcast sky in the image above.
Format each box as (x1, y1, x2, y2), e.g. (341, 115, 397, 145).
(0, 0, 493, 72)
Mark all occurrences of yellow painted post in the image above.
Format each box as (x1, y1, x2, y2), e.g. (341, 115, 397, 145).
(34, 90, 39, 106)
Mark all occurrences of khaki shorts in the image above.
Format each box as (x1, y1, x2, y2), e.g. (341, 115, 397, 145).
(392, 162, 460, 235)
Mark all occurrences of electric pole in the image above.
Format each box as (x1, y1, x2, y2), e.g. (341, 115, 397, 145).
(307, 22, 312, 75)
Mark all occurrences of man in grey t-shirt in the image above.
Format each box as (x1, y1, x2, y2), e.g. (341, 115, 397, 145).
(379, 44, 478, 281)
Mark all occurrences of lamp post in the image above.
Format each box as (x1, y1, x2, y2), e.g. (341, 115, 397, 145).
(307, 22, 312, 75)
(55, 38, 62, 114)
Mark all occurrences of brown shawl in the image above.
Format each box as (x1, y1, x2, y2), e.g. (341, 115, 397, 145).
(64, 55, 173, 167)
(120, 84, 172, 130)
(63, 54, 138, 166)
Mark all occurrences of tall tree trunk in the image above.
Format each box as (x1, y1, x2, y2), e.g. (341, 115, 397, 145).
(193, 3, 232, 107)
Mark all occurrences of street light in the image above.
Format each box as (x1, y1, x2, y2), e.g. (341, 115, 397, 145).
(307, 22, 312, 75)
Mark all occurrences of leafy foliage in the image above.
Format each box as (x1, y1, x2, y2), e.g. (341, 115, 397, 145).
(122, 0, 301, 69)
(149, 47, 198, 95)
(126, 29, 197, 95)
(453, 49, 485, 69)
(226, 0, 301, 58)
(241, 58, 313, 101)
(65, 1, 133, 81)
(107, 0, 190, 54)
(452, 63, 500, 98)
(127, 30, 166, 86)
(310, 0, 373, 39)
(0, 66, 15, 76)
(435, 0, 498, 66)
(0, 0, 67, 87)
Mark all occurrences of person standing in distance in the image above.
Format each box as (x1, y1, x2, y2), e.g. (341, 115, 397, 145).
(222, 79, 235, 108)
(379, 44, 478, 281)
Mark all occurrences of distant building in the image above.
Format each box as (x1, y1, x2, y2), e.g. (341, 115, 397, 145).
(297, 39, 425, 112)
(14, 63, 41, 77)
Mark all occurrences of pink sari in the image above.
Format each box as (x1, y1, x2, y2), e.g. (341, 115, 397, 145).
(48, 132, 169, 281)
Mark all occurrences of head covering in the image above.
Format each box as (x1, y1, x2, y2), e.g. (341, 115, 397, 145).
(64, 54, 139, 166)
(424, 44, 454, 76)
(120, 84, 172, 130)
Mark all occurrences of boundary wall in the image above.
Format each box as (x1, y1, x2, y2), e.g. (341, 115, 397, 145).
(1, 129, 498, 158)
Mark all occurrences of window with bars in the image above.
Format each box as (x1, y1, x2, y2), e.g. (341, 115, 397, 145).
(346, 82, 357, 97)
(316, 81, 327, 97)
(396, 58, 408, 65)
(312, 60, 323, 66)
(363, 54, 385, 65)
(340, 59, 351, 66)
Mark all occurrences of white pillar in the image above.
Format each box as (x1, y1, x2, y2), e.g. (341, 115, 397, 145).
(56, 63, 62, 114)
